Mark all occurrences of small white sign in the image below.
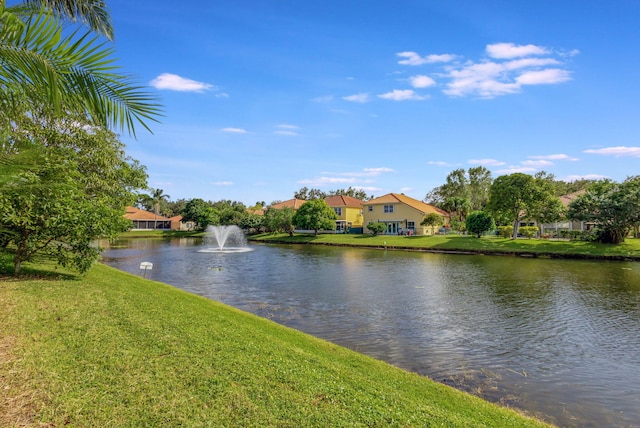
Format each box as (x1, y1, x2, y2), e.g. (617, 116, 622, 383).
(139, 262, 153, 270)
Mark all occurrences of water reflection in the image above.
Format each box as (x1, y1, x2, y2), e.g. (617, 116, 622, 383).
(101, 238, 640, 427)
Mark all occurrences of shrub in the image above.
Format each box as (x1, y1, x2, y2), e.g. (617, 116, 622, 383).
(519, 226, 539, 239)
(465, 211, 495, 238)
(497, 225, 513, 239)
(367, 222, 387, 236)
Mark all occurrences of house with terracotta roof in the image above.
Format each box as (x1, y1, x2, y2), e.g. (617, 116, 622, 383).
(125, 206, 172, 230)
(324, 195, 364, 233)
(268, 199, 307, 210)
(362, 193, 449, 235)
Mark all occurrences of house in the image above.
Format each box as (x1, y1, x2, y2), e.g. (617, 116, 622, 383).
(168, 215, 196, 231)
(268, 199, 307, 210)
(538, 190, 592, 235)
(324, 195, 364, 233)
(362, 193, 449, 235)
(125, 206, 172, 230)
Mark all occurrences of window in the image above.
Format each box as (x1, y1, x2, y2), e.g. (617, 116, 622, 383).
(407, 221, 415, 231)
(384, 205, 394, 213)
(368, 205, 374, 212)
(334, 207, 342, 216)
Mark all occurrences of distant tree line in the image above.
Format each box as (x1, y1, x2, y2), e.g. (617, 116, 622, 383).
(425, 167, 640, 244)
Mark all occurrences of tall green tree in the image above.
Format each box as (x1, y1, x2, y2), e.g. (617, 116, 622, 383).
(292, 199, 337, 235)
(1, 1, 161, 274)
(264, 206, 295, 235)
(0, 125, 147, 274)
(294, 187, 326, 200)
(568, 177, 640, 244)
(527, 172, 566, 227)
(467, 166, 493, 210)
(180, 199, 219, 230)
(328, 187, 372, 201)
(425, 167, 492, 212)
(486, 173, 538, 239)
(441, 196, 471, 222)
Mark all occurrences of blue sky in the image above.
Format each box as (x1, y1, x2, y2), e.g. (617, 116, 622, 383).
(107, 0, 640, 206)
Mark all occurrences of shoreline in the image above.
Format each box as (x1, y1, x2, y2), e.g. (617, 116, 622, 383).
(246, 234, 640, 262)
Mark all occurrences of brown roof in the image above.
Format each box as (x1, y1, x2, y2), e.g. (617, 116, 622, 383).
(559, 190, 586, 207)
(124, 206, 170, 221)
(365, 193, 448, 216)
(269, 199, 307, 210)
(324, 195, 364, 208)
(246, 209, 265, 216)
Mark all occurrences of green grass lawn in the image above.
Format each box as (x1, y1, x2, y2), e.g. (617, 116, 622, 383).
(0, 262, 550, 427)
(249, 232, 640, 260)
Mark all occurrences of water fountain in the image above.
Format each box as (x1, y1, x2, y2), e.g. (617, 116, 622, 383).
(197, 225, 252, 253)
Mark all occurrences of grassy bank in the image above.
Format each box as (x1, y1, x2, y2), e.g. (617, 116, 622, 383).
(1, 262, 549, 427)
(249, 232, 640, 260)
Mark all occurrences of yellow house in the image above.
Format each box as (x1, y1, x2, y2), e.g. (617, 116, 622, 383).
(324, 195, 364, 233)
(362, 193, 449, 235)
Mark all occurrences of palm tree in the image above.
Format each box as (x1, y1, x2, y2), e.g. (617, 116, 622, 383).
(0, 1, 161, 136)
(151, 188, 170, 215)
(150, 188, 170, 229)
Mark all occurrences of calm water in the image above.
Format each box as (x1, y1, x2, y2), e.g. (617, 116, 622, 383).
(101, 238, 640, 427)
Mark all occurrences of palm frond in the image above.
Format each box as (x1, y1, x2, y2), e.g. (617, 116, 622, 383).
(23, 0, 114, 39)
(0, 8, 162, 136)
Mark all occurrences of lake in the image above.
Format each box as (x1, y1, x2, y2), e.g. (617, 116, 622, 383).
(101, 237, 640, 427)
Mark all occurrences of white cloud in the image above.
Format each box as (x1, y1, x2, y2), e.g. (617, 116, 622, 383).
(521, 159, 554, 167)
(486, 43, 550, 59)
(397, 51, 457, 65)
(221, 127, 248, 134)
(211, 181, 233, 186)
(150, 73, 214, 92)
(378, 89, 427, 101)
(342, 93, 371, 103)
(277, 124, 299, 130)
(363, 167, 394, 174)
(583, 146, 640, 157)
(400, 187, 413, 192)
(503, 58, 560, 70)
(529, 154, 579, 161)
(516, 69, 572, 85)
(468, 158, 506, 166)
(439, 43, 573, 98)
(274, 130, 300, 136)
(409, 75, 436, 88)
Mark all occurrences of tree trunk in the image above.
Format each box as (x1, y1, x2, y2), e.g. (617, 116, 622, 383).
(511, 218, 519, 239)
(13, 254, 22, 275)
(600, 229, 626, 244)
